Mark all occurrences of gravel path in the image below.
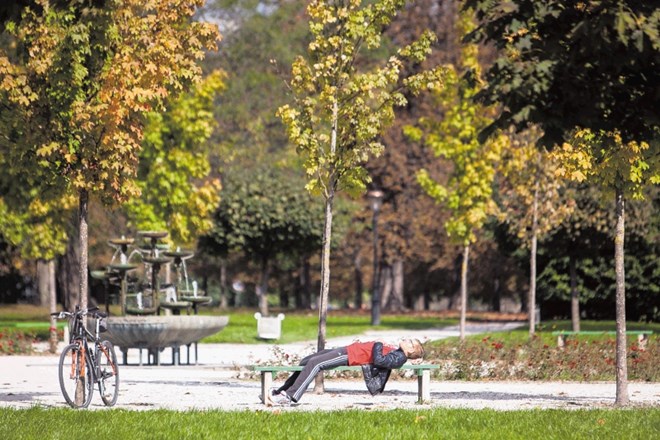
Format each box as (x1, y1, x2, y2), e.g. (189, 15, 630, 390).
(1, 322, 658, 411)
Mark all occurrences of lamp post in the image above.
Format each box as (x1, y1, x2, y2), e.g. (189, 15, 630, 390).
(367, 189, 384, 326)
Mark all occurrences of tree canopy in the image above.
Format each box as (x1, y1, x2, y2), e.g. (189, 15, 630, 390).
(125, 70, 226, 246)
(464, 0, 659, 146)
(1, 0, 220, 204)
(278, 0, 446, 358)
(202, 168, 324, 261)
(0, 0, 220, 308)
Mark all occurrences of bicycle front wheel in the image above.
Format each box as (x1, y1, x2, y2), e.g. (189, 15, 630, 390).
(58, 342, 94, 408)
(97, 340, 119, 406)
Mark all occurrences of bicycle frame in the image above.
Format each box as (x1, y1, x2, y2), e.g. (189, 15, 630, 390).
(53, 306, 119, 408)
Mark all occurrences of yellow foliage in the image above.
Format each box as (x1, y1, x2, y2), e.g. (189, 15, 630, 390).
(551, 128, 659, 199)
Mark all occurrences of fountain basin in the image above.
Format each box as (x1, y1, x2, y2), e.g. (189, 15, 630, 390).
(104, 315, 228, 350)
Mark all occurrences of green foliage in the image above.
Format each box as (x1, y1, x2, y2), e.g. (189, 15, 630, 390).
(0, 192, 73, 260)
(125, 71, 226, 245)
(499, 184, 660, 322)
(278, 0, 446, 198)
(0, 0, 220, 204)
(0, 0, 219, 263)
(496, 130, 574, 247)
(538, 251, 660, 322)
(464, 0, 659, 146)
(200, 168, 325, 260)
(204, 0, 309, 168)
(416, 13, 503, 246)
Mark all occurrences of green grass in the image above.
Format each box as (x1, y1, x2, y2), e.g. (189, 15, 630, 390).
(540, 320, 660, 333)
(0, 407, 657, 440)
(199, 310, 458, 344)
(430, 319, 660, 347)
(0, 304, 53, 321)
(205, 313, 658, 345)
(0, 306, 458, 344)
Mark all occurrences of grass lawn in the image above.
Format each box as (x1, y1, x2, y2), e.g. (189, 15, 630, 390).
(0, 407, 658, 440)
(0, 304, 459, 344)
(199, 309, 458, 344)
(2, 304, 658, 345)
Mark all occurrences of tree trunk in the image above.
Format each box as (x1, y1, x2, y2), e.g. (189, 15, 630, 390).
(78, 190, 89, 310)
(386, 259, 405, 311)
(37, 260, 49, 306)
(529, 185, 538, 338)
(295, 258, 303, 309)
(220, 260, 228, 308)
(75, 189, 89, 407)
(315, 99, 339, 394)
(569, 254, 580, 332)
(448, 254, 462, 310)
(353, 252, 363, 309)
(370, 208, 381, 325)
(614, 188, 628, 406)
(256, 256, 270, 316)
(492, 276, 501, 312)
(278, 266, 290, 309)
(459, 245, 469, 341)
(378, 263, 391, 311)
(48, 260, 58, 353)
(284, 269, 295, 309)
(59, 215, 81, 311)
(296, 256, 312, 309)
(314, 189, 334, 393)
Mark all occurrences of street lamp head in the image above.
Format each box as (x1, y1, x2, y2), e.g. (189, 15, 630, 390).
(367, 189, 384, 213)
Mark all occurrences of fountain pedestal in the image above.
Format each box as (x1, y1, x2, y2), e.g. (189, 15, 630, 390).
(104, 315, 229, 365)
(96, 231, 228, 366)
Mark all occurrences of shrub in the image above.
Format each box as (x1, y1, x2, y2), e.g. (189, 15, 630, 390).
(0, 329, 35, 355)
(425, 335, 658, 381)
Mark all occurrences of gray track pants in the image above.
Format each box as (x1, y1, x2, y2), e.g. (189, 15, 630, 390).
(279, 347, 349, 402)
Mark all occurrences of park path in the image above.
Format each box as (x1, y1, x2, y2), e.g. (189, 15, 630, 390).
(212, 321, 525, 367)
(1, 321, 658, 411)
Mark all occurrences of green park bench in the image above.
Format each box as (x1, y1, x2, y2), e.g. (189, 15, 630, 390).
(252, 364, 439, 405)
(551, 330, 653, 348)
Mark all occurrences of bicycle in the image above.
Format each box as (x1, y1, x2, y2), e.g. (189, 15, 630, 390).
(51, 306, 119, 408)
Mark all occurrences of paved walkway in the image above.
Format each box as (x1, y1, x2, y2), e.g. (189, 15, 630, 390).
(1, 322, 658, 411)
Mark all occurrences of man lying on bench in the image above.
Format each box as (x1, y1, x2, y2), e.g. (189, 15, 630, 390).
(268, 338, 425, 406)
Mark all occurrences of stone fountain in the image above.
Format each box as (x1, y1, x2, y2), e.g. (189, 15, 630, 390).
(96, 231, 228, 365)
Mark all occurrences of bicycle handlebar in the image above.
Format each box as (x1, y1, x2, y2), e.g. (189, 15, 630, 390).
(50, 307, 107, 320)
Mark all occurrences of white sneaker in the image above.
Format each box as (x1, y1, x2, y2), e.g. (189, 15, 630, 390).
(268, 391, 292, 407)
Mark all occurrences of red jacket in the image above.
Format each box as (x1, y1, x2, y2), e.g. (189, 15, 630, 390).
(346, 341, 396, 366)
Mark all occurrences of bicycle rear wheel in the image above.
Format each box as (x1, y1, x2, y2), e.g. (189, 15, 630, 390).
(98, 340, 119, 406)
(58, 342, 94, 408)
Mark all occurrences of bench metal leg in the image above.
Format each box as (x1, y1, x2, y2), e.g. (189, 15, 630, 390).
(261, 372, 272, 405)
(638, 334, 649, 349)
(417, 370, 430, 403)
